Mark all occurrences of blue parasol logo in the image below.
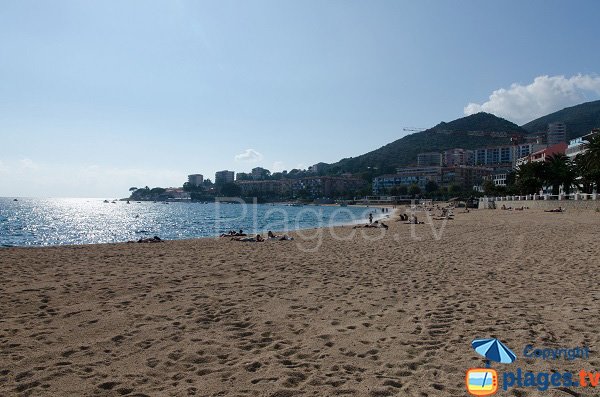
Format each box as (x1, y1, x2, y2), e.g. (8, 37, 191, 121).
(472, 338, 517, 367)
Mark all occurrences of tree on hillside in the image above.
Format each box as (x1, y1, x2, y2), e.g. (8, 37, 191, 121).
(390, 185, 408, 196)
(482, 180, 496, 196)
(408, 184, 421, 197)
(150, 187, 166, 195)
(425, 180, 439, 194)
(219, 183, 241, 197)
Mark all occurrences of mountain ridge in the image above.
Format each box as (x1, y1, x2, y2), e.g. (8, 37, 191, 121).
(324, 112, 525, 175)
(323, 101, 600, 176)
(521, 100, 600, 139)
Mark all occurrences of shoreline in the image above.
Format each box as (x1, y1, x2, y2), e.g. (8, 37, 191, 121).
(0, 203, 398, 249)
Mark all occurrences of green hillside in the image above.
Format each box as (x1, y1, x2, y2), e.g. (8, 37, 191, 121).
(521, 100, 600, 139)
(325, 112, 526, 175)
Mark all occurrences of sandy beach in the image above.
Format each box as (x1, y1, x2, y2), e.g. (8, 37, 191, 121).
(1, 208, 600, 397)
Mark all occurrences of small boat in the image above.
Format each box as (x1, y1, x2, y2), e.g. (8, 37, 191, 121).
(13, 198, 18, 201)
(103, 200, 110, 203)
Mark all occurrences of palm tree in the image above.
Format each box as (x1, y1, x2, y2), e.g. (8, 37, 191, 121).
(515, 161, 544, 195)
(543, 153, 576, 195)
(583, 134, 600, 171)
(581, 134, 600, 192)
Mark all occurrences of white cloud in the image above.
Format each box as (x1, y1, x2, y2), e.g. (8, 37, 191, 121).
(234, 148, 263, 162)
(464, 74, 600, 125)
(19, 158, 39, 170)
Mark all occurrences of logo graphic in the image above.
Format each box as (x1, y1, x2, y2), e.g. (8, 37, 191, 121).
(466, 368, 498, 396)
(467, 338, 517, 396)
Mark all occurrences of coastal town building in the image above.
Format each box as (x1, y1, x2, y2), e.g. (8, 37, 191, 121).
(187, 174, 204, 187)
(288, 176, 365, 198)
(515, 142, 567, 168)
(373, 167, 442, 194)
(237, 180, 287, 197)
(443, 148, 474, 167)
(474, 143, 545, 168)
(441, 166, 493, 190)
(251, 167, 270, 180)
(215, 170, 235, 184)
(487, 172, 509, 187)
(235, 176, 365, 198)
(373, 165, 492, 194)
(565, 129, 599, 159)
(547, 122, 567, 145)
(417, 152, 443, 167)
(235, 172, 250, 181)
(164, 188, 191, 200)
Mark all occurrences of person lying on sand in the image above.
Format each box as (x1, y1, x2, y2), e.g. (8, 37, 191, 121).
(265, 231, 294, 240)
(544, 207, 564, 213)
(129, 236, 163, 243)
(403, 215, 425, 225)
(232, 234, 264, 242)
(353, 221, 388, 229)
(220, 229, 248, 237)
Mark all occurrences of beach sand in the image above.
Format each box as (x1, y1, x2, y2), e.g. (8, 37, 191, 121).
(1, 209, 599, 396)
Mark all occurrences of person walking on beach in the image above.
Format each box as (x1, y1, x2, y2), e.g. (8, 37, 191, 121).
(369, 213, 373, 224)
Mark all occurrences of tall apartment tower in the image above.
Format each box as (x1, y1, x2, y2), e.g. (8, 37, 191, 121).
(417, 152, 443, 167)
(188, 174, 204, 186)
(215, 170, 235, 184)
(547, 122, 567, 146)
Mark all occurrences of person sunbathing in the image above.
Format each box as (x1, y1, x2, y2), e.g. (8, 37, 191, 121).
(544, 207, 564, 213)
(404, 215, 424, 224)
(232, 234, 264, 242)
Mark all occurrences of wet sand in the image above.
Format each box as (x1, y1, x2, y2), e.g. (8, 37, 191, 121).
(1, 209, 599, 396)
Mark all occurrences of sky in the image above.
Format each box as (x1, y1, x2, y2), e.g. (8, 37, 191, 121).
(1, 0, 600, 197)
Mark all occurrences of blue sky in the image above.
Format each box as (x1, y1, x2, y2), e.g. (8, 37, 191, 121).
(2, 0, 600, 197)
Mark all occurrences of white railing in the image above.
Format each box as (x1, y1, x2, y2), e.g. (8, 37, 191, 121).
(480, 193, 598, 202)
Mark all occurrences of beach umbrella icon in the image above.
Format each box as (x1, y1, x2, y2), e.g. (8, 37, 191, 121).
(472, 338, 517, 367)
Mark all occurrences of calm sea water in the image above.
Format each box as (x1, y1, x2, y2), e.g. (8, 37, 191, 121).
(0, 198, 385, 247)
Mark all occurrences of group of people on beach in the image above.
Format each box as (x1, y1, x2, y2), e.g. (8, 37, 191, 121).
(397, 213, 425, 224)
(224, 230, 294, 242)
(501, 204, 529, 211)
(544, 207, 564, 213)
(353, 220, 389, 229)
(220, 230, 247, 237)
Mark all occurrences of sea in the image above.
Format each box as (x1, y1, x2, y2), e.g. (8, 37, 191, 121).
(0, 198, 387, 247)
